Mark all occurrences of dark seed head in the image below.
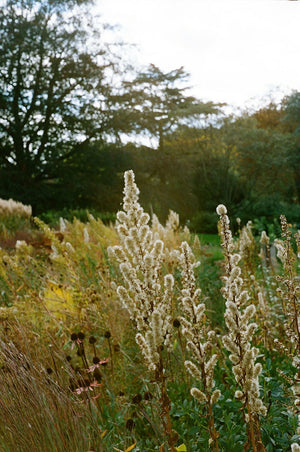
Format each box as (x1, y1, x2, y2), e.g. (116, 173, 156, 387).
(144, 391, 153, 401)
(89, 336, 97, 344)
(104, 331, 111, 339)
(118, 391, 125, 397)
(132, 393, 142, 405)
(173, 319, 181, 328)
(93, 356, 100, 364)
(78, 332, 85, 341)
(46, 367, 53, 375)
(66, 355, 72, 362)
(125, 418, 135, 431)
(71, 332, 78, 341)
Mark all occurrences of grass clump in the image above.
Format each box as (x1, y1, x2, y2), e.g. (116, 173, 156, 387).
(0, 336, 105, 452)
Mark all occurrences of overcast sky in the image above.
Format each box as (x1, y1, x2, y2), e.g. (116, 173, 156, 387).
(97, 0, 300, 109)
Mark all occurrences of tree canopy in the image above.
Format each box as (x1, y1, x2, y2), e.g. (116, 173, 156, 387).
(119, 64, 222, 150)
(0, 0, 124, 209)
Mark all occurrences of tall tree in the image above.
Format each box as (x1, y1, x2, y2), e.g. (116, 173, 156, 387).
(221, 114, 298, 220)
(0, 0, 124, 210)
(281, 92, 300, 200)
(282, 91, 300, 135)
(119, 64, 222, 150)
(113, 64, 223, 219)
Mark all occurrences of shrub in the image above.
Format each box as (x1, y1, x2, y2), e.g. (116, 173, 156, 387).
(189, 210, 219, 233)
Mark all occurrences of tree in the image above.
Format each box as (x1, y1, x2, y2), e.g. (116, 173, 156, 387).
(281, 92, 300, 200)
(282, 91, 300, 135)
(191, 130, 243, 212)
(54, 141, 133, 212)
(119, 64, 222, 151)
(220, 113, 298, 221)
(252, 102, 284, 131)
(0, 0, 124, 211)
(111, 64, 223, 221)
(155, 124, 244, 231)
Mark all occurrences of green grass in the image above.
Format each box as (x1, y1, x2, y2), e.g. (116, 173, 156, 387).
(198, 233, 220, 246)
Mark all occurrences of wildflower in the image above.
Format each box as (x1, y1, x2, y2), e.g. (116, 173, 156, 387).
(109, 170, 178, 451)
(65, 242, 75, 254)
(144, 391, 153, 400)
(88, 358, 109, 373)
(216, 204, 227, 215)
(132, 393, 142, 404)
(71, 333, 78, 341)
(109, 170, 174, 372)
(178, 241, 220, 449)
(191, 387, 207, 403)
(260, 231, 269, 247)
(74, 379, 102, 395)
(276, 216, 300, 442)
(217, 204, 266, 449)
(126, 418, 135, 431)
(83, 227, 89, 243)
(173, 319, 181, 328)
(59, 217, 67, 233)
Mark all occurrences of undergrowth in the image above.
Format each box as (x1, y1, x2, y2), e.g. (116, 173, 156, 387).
(0, 180, 300, 451)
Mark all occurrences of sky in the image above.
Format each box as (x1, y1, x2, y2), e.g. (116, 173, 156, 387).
(96, 0, 300, 109)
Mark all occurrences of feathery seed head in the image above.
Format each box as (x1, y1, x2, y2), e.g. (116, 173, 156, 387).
(211, 389, 221, 404)
(260, 230, 270, 246)
(216, 204, 227, 215)
(191, 387, 207, 403)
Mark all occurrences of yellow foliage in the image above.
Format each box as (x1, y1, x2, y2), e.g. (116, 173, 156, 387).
(113, 442, 136, 452)
(176, 444, 187, 451)
(43, 281, 77, 320)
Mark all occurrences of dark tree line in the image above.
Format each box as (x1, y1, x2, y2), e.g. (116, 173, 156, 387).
(1, 0, 300, 230)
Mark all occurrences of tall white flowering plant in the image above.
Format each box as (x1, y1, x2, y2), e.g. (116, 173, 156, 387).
(177, 241, 221, 451)
(108, 170, 177, 451)
(217, 204, 266, 452)
(275, 216, 300, 451)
